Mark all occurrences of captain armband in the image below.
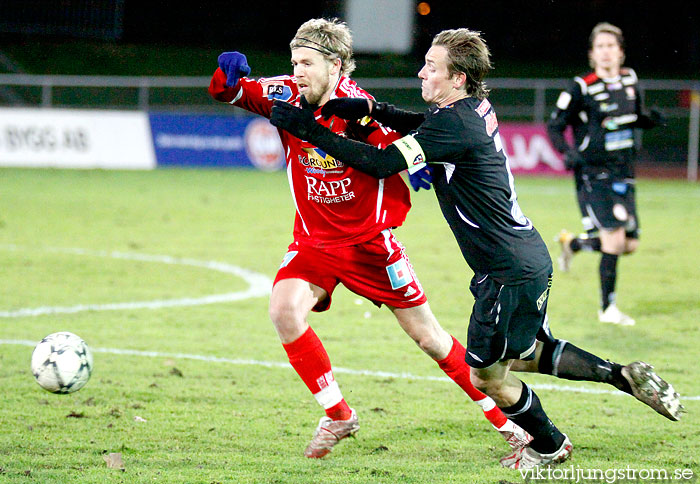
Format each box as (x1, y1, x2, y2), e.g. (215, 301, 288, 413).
(391, 135, 427, 174)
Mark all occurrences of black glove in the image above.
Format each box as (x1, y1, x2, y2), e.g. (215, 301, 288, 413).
(636, 108, 666, 129)
(270, 97, 320, 140)
(321, 98, 373, 120)
(408, 165, 434, 191)
(564, 148, 584, 170)
(648, 108, 666, 127)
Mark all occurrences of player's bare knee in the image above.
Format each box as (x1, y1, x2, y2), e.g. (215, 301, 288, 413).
(413, 334, 442, 359)
(624, 239, 639, 254)
(470, 370, 503, 396)
(268, 300, 300, 328)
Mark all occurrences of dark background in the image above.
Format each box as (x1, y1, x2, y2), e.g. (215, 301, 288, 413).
(119, 0, 699, 78)
(0, 1, 695, 169)
(0, 0, 698, 78)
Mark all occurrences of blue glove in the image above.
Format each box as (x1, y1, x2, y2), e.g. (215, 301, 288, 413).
(217, 52, 251, 88)
(408, 165, 434, 191)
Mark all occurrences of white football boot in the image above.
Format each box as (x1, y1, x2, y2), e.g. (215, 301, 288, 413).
(304, 408, 359, 458)
(496, 420, 533, 451)
(598, 304, 635, 326)
(500, 434, 573, 470)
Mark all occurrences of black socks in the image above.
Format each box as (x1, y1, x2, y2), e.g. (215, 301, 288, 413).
(539, 339, 633, 395)
(570, 236, 601, 252)
(500, 383, 565, 454)
(599, 252, 619, 310)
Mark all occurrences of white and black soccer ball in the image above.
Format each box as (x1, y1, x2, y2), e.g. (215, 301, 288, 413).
(31, 332, 94, 394)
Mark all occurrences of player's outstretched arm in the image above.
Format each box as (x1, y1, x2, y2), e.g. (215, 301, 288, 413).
(322, 98, 425, 135)
(635, 108, 666, 129)
(208, 51, 251, 102)
(271, 98, 409, 179)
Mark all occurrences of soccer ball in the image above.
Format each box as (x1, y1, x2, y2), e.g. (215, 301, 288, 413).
(31, 332, 94, 394)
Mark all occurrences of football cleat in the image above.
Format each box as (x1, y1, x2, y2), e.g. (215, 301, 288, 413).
(556, 230, 575, 272)
(497, 421, 533, 451)
(500, 435, 573, 470)
(304, 408, 359, 458)
(622, 361, 684, 421)
(598, 304, 635, 326)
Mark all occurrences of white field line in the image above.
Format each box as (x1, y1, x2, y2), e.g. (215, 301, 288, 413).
(2, 245, 697, 401)
(2, 339, 697, 401)
(0, 245, 272, 317)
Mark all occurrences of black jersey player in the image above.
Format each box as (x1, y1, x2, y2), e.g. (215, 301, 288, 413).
(270, 27, 683, 470)
(547, 22, 663, 326)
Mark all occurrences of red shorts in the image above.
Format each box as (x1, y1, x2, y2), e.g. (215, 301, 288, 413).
(274, 229, 427, 312)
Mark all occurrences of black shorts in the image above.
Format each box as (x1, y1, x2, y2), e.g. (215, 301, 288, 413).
(577, 174, 639, 239)
(465, 272, 555, 369)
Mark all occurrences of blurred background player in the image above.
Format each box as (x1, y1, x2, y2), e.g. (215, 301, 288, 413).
(547, 22, 664, 326)
(208, 18, 528, 459)
(270, 26, 684, 470)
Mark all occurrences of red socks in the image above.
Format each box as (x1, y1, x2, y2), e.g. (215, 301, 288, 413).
(437, 336, 508, 429)
(283, 329, 508, 427)
(282, 327, 352, 421)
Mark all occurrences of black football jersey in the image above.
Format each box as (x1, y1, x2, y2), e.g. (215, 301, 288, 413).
(548, 68, 643, 179)
(413, 97, 552, 285)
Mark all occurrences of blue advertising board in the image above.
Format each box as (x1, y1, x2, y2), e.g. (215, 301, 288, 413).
(148, 112, 285, 170)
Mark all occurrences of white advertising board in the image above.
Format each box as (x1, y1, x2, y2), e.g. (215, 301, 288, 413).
(346, 0, 414, 54)
(0, 108, 156, 169)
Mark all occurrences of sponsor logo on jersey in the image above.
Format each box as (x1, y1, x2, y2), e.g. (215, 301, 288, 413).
(485, 111, 498, 137)
(306, 167, 326, 175)
(588, 82, 605, 95)
(536, 277, 553, 311)
(475, 99, 492, 117)
(264, 83, 293, 101)
(536, 287, 549, 311)
(386, 259, 413, 289)
(604, 129, 634, 151)
(599, 102, 619, 113)
(625, 87, 636, 100)
(299, 147, 345, 170)
(244, 118, 285, 171)
(279, 250, 299, 268)
(304, 175, 355, 204)
(603, 114, 636, 131)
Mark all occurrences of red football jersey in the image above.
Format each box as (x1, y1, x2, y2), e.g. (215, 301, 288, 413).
(209, 69, 411, 249)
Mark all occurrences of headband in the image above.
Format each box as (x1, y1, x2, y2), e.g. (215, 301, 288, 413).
(291, 37, 336, 56)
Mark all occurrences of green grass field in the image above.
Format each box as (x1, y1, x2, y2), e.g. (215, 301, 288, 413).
(0, 168, 698, 483)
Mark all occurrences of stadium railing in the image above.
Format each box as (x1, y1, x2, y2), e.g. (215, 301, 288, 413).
(0, 74, 697, 180)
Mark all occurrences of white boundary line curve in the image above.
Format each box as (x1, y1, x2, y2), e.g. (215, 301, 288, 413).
(2, 245, 696, 401)
(0, 245, 272, 317)
(1, 339, 697, 401)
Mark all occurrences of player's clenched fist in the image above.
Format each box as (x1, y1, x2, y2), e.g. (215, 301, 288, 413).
(217, 51, 251, 87)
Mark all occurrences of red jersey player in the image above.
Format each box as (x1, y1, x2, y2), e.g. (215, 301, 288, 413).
(208, 18, 529, 458)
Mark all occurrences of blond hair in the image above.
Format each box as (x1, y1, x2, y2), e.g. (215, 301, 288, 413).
(432, 28, 492, 100)
(290, 18, 356, 77)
